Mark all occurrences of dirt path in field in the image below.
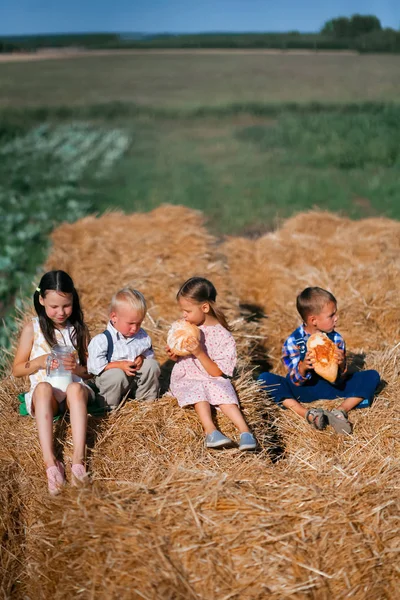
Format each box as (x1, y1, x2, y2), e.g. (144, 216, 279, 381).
(0, 47, 358, 63)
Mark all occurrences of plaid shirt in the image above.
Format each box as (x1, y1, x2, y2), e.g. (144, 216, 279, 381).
(282, 325, 346, 386)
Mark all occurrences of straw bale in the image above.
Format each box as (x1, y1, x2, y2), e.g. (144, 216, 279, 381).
(1, 207, 399, 599)
(223, 209, 400, 371)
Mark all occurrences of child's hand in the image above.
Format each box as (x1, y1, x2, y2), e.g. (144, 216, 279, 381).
(46, 354, 74, 371)
(118, 360, 138, 376)
(334, 347, 345, 367)
(133, 355, 144, 371)
(304, 350, 316, 369)
(184, 336, 202, 357)
(39, 353, 52, 369)
(62, 353, 78, 372)
(298, 350, 315, 376)
(165, 346, 179, 361)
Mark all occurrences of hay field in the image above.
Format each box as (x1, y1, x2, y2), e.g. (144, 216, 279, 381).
(3, 108, 400, 340)
(1, 51, 400, 108)
(1, 205, 399, 599)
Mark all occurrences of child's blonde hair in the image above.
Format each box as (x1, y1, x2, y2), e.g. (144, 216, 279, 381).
(110, 288, 147, 317)
(296, 287, 337, 322)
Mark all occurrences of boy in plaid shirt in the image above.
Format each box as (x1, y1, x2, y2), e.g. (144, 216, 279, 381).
(258, 287, 380, 434)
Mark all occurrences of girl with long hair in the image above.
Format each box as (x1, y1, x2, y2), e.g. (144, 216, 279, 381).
(13, 270, 93, 494)
(167, 277, 256, 450)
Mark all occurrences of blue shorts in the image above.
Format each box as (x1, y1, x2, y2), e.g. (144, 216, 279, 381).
(258, 370, 380, 409)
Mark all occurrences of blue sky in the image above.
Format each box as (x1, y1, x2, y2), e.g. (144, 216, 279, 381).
(1, 0, 399, 36)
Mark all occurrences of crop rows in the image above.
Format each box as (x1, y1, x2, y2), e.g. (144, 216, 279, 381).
(0, 122, 130, 358)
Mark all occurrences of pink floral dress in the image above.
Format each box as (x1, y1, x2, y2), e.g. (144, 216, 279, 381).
(170, 324, 239, 408)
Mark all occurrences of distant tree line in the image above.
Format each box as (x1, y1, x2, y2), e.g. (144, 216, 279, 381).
(321, 14, 400, 52)
(0, 33, 120, 52)
(0, 39, 20, 52)
(1, 16, 399, 53)
(321, 14, 382, 37)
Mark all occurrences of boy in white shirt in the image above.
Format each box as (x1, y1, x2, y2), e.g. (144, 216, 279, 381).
(88, 288, 160, 409)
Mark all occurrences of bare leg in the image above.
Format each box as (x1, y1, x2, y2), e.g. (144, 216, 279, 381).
(32, 382, 59, 469)
(338, 397, 363, 413)
(66, 383, 89, 465)
(219, 404, 250, 433)
(282, 398, 309, 418)
(194, 401, 215, 435)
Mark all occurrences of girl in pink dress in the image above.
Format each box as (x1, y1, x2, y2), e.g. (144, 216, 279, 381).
(168, 277, 257, 450)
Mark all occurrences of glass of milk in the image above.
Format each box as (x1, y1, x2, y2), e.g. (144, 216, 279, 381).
(46, 344, 75, 392)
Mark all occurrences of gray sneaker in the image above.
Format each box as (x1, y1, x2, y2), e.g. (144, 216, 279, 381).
(323, 408, 352, 435)
(239, 432, 257, 451)
(205, 430, 233, 448)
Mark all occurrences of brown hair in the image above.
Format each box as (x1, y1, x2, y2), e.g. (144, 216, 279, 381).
(296, 287, 337, 322)
(177, 277, 230, 331)
(34, 270, 89, 366)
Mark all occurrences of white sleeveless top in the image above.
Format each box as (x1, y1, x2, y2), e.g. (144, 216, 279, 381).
(25, 317, 93, 416)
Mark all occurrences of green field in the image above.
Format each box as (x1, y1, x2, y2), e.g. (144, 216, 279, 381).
(1, 49, 400, 598)
(1, 51, 400, 108)
(1, 51, 400, 353)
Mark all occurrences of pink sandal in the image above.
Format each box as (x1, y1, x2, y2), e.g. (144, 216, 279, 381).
(71, 464, 89, 486)
(46, 461, 65, 496)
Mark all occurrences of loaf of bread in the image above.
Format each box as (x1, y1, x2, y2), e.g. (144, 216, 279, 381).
(307, 332, 338, 383)
(167, 320, 201, 356)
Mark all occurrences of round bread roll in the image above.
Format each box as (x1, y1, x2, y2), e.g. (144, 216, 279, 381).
(167, 320, 201, 357)
(307, 332, 338, 383)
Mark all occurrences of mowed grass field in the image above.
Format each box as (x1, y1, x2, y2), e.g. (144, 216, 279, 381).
(1, 51, 400, 344)
(92, 112, 400, 232)
(1, 50, 400, 107)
